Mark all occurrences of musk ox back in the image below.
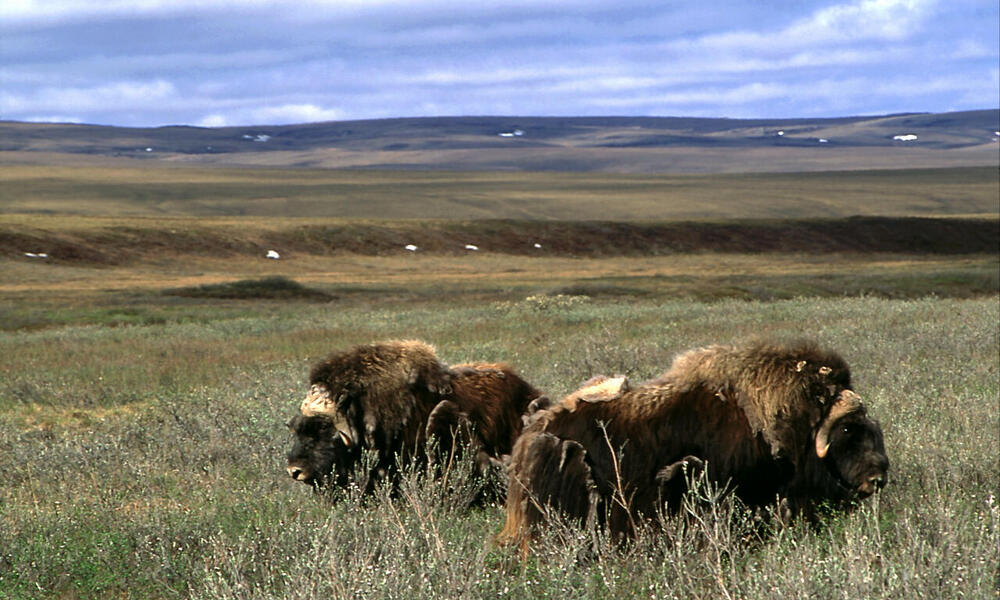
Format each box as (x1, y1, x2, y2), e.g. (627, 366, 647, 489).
(499, 340, 888, 548)
(286, 340, 540, 494)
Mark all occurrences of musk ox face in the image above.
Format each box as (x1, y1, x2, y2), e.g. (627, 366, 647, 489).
(299, 382, 357, 447)
(820, 410, 889, 500)
(286, 414, 357, 489)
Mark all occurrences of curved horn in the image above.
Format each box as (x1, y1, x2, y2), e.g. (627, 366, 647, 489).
(815, 390, 864, 458)
(300, 383, 354, 446)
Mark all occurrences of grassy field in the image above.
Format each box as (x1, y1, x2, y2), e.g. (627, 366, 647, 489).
(1, 165, 997, 219)
(0, 296, 997, 599)
(0, 163, 997, 598)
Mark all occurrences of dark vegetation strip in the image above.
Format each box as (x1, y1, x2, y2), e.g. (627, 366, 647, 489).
(1, 216, 997, 265)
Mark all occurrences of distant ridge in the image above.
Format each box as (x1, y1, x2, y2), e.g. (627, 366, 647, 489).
(1, 109, 997, 174)
(2, 217, 995, 266)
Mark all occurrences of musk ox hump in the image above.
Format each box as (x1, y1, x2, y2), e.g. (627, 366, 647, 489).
(662, 340, 853, 464)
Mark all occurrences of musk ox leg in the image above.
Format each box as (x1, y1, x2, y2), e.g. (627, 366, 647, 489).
(500, 432, 597, 555)
(655, 455, 706, 514)
(425, 399, 476, 466)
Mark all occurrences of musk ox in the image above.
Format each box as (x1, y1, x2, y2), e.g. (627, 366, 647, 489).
(499, 340, 889, 548)
(285, 340, 541, 494)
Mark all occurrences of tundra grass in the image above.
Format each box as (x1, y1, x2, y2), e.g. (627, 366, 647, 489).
(0, 295, 997, 599)
(1, 165, 996, 219)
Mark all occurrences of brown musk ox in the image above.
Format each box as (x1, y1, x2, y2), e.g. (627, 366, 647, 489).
(285, 340, 541, 496)
(498, 340, 889, 550)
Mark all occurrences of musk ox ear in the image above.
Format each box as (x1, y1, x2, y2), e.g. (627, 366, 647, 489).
(521, 396, 555, 428)
(398, 340, 451, 394)
(815, 390, 865, 458)
(527, 395, 555, 415)
(409, 364, 452, 395)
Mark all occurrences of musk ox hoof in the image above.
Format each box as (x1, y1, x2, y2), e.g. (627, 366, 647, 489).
(655, 455, 706, 484)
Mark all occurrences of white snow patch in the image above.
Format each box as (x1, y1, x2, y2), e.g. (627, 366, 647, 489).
(405, 244, 418, 252)
(266, 250, 280, 259)
(533, 243, 542, 249)
(893, 134, 918, 142)
(464, 244, 479, 251)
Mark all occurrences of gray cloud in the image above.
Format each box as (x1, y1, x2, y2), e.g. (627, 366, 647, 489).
(1, 0, 996, 126)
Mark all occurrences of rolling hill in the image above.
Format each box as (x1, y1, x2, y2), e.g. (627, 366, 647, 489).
(1, 110, 997, 173)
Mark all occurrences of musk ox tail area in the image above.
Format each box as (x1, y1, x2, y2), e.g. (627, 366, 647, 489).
(438, 362, 543, 504)
(445, 362, 542, 464)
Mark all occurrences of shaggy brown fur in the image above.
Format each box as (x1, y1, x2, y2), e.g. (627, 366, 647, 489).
(499, 340, 888, 551)
(286, 341, 541, 495)
(430, 362, 542, 469)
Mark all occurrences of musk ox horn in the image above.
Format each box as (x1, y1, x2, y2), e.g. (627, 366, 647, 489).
(300, 383, 355, 446)
(815, 390, 864, 458)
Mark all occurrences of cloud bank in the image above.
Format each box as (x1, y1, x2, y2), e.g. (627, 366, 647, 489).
(1, 0, 996, 126)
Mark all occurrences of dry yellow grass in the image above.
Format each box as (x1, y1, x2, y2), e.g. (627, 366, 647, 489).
(2, 251, 994, 299)
(1, 164, 996, 219)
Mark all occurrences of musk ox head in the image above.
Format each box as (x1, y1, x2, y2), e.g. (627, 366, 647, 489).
(285, 339, 452, 487)
(286, 413, 357, 488)
(814, 390, 889, 500)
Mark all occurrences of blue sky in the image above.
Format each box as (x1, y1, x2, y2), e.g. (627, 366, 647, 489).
(1, 0, 997, 127)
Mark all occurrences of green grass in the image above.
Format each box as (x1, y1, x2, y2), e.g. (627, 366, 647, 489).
(0, 295, 997, 599)
(0, 162, 997, 598)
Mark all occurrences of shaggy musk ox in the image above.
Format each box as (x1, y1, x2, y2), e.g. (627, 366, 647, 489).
(499, 340, 889, 548)
(285, 340, 541, 494)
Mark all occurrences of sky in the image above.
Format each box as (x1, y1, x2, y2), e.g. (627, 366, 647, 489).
(1, 0, 997, 127)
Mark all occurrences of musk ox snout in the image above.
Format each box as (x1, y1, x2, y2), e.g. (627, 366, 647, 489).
(856, 455, 889, 498)
(286, 413, 353, 488)
(287, 464, 310, 482)
(857, 473, 886, 498)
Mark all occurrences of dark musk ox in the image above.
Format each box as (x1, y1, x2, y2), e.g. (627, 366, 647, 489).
(285, 340, 541, 495)
(498, 340, 889, 550)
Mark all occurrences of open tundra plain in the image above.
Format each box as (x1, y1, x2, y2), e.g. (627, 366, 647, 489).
(0, 113, 998, 599)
